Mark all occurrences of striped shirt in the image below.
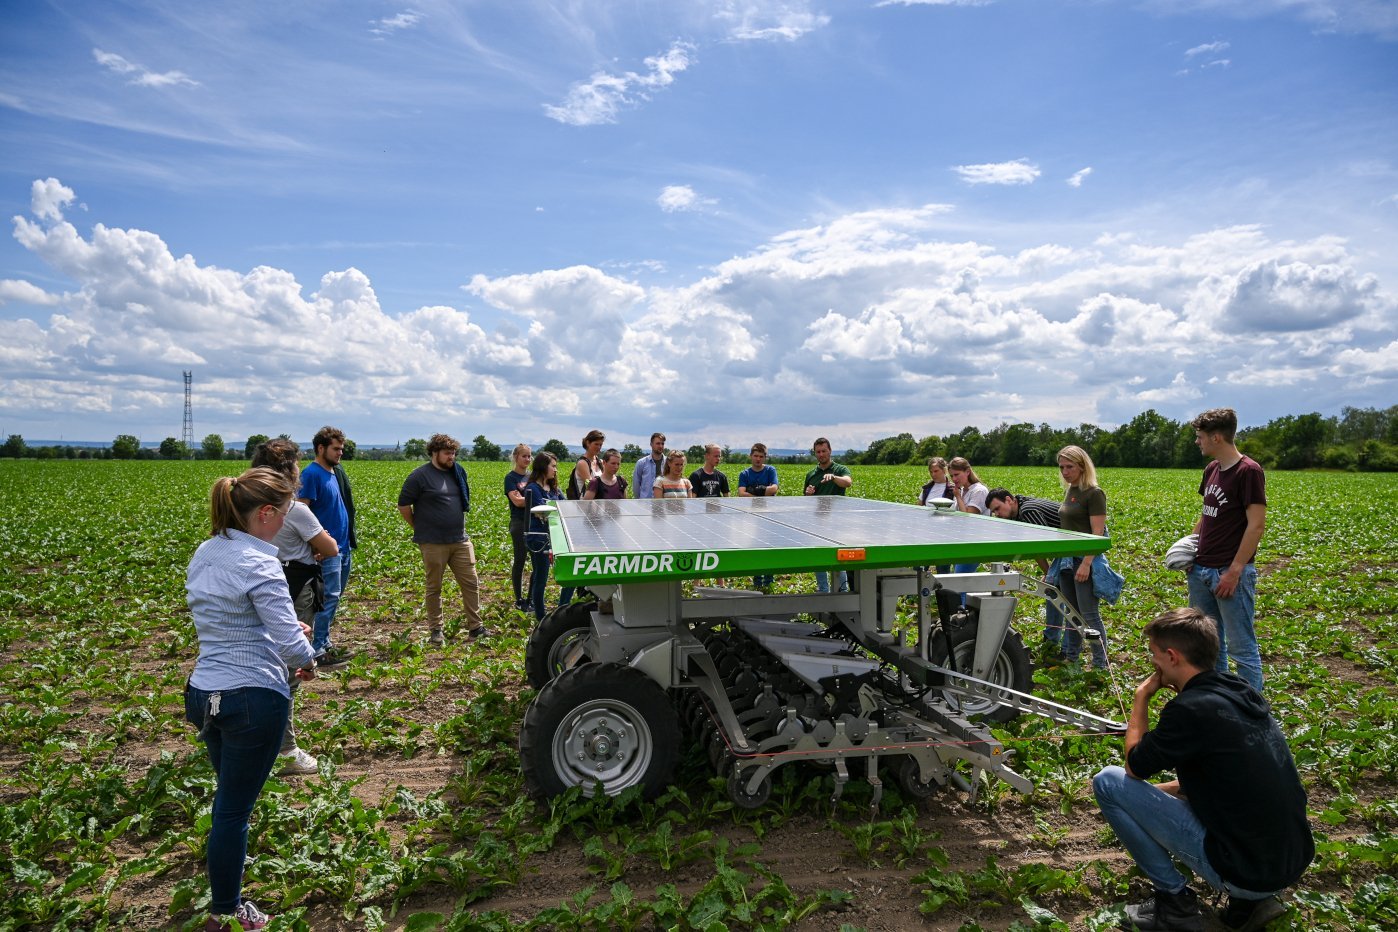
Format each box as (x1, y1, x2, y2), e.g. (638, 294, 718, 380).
(186, 529, 315, 697)
(1012, 495, 1062, 528)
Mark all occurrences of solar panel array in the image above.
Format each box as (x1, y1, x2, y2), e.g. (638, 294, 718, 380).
(555, 496, 1080, 555)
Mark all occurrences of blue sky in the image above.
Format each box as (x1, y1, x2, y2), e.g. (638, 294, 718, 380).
(1, 0, 1395, 450)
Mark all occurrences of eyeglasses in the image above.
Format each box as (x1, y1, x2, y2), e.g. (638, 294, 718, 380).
(275, 500, 294, 515)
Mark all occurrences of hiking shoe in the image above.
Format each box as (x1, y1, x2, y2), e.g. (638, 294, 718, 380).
(1120, 885, 1204, 931)
(428, 629, 445, 647)
(204, 900, 271, 931)
(278, 747, 318, 776)
(1219, 895, 1286, 931)
(466, 626, 491, 641)
(314, 646, 354, 670)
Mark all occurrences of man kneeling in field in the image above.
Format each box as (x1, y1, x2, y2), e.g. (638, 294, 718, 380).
(1093, 607, 1312, 932)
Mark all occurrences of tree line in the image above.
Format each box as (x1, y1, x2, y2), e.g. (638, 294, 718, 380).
(2, 405, 1394, 470)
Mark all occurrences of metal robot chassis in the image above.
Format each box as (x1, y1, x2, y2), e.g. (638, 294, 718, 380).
(520, 564, 1125, 810)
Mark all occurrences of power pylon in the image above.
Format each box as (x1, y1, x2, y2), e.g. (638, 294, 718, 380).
(182, 371, 194, 457)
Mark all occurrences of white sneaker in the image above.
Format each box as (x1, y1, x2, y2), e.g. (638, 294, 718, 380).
(278, 747, 318, 775)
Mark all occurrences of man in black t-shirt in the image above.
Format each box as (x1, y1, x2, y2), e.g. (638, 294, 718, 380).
(397, 434, 487, 646)
(689, 443, 730, 498)
(1093, 608, 1311, 932)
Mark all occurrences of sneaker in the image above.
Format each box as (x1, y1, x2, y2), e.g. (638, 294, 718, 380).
(1218, 895, 1286, 932)
(204, 900, 271, 931)
(428, 629, 445, 647)
(1120, 885, 1204, 931)
(278, 747, 318, 776)
(466, 625, 491, 641)
(315, 646, 354, 670)
(514, 598, 531, 613)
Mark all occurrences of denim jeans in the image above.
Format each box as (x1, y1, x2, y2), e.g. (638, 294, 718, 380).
(185, 684, 289, 914)
(1044, 600, 1064, 648)
(1060, 561, 1109, 667)
(1093, 765, 1279, 900)
(419, 540, 481, 632)
(311, 548, 352, 652)
(814, 570, 848, 593)
(1188, 564, 1262, 691)
(528, 549, 575, 621)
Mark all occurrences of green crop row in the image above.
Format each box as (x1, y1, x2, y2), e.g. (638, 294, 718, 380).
(0, 460, 1394, 929)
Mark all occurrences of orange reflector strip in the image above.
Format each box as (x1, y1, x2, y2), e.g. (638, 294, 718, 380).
(836, 548, 866, 562)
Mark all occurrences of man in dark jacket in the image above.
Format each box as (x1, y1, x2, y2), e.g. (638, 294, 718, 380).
(1093, 607, 1312, 932)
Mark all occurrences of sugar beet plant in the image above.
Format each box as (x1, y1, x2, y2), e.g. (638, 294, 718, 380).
(0, 459, 1394, 928)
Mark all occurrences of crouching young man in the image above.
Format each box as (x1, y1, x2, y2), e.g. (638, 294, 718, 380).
(1093, 607, 1312, 932)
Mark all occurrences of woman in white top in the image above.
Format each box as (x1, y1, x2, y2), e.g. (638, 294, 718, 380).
(948, 456, 989, 576)
(185, 467, 317, 932)
(918, 456, 954, 506)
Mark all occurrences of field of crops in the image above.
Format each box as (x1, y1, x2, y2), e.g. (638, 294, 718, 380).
(1, 460, 1395, 931)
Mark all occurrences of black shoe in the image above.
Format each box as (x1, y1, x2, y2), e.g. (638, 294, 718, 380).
(466, 626, 491, 641)
(1120, 885, 1204, 931)
(1218, 895, 1285, 931)
(315, 646, 354, 670)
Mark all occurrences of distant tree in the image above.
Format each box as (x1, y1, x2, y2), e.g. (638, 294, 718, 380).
(998, 423, 1036, 466)
(243, 434, 269, 459)
(403, 438, 427, 459)
(620, 442, 643, 462)
(1, 434, 25, 458)
(943, 426, 981, 463)
(112, 434, 140, 459)
(159, 437, 188, 459)
(542, 438, 570, 460)
(685, 443, 706, 463)
(914, 435, 942, 461)
(472, 434, 503, 461)
(201, 433, 224, 461)
(343, 438, 357, 460)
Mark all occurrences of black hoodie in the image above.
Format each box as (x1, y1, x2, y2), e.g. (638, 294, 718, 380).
(1128, 670, 1314, 892)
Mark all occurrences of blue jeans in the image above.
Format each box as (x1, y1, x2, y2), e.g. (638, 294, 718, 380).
(1188, 564, 1262, 691)
(814, 570, 848, 593)
(528, 549, 574, 620)
(1061, 561, 1108, 667)
(185, 684, 289, 914)
(1093, 765, 1279, 900)
(1044, 600, 1064, 648)
(311, 549, 352, 652)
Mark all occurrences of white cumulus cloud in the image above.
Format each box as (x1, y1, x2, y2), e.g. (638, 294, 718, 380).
(0, 279, 60, 306)
(657, 185, 716, 212)
(544, 42, 695, 126)
(716, 2, 831, 41)
(30, 178, 75, 222)
(370, 10, 422, 36)
(92, 48, 198, 88)
(5, 180, 1395, 446)
(1185, 40, 1231, 57)
(953, 158, 1041, 186)
(876, 1, 994, 7)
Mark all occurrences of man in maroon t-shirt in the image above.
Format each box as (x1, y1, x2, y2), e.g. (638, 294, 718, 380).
(1187, 408, 1267, 691)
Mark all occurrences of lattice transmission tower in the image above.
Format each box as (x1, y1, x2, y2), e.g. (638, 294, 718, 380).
(182, 370, 194, 457)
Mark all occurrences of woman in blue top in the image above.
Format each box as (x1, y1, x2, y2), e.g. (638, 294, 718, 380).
(504, 443, 532, 611)
(523, 453, 575, 620)
(185, 467, 317, 932)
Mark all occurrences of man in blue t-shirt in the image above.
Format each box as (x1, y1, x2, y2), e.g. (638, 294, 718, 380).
(298, 426, 354, 668)
(738, 443, 779, 589)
